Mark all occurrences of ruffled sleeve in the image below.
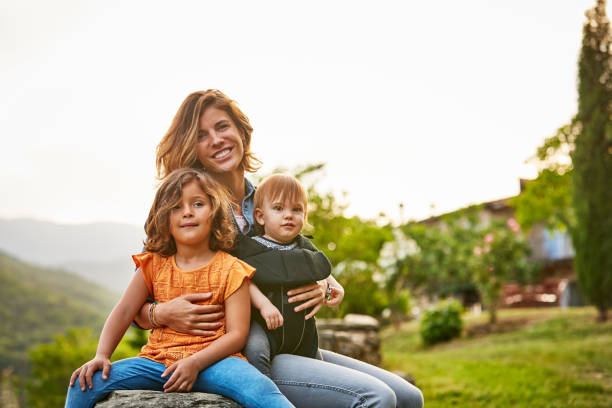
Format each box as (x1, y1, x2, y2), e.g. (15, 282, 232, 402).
(132, 252, 155, 296)
(223, 257, 255, 300)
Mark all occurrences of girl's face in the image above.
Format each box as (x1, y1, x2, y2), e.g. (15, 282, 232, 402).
(169, 180, 213, 249)
(196, 107, 245, 175)
(254, 197, 305, 244)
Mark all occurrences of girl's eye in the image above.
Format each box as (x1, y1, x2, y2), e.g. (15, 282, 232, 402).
(197, 133, 207, 140)
(273, 205, 282, 211)
(194, 201, 204, 207)
(293, 207, 303, 212)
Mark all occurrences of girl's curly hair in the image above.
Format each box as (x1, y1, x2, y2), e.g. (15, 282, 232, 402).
(144, 168, 237, 256)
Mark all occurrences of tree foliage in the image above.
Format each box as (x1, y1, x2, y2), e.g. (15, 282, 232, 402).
(571, 0, 612, 322)
(27, 328, 140, 408)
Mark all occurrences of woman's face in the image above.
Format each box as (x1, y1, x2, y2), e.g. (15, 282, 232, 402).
(196, 107, 245, 175)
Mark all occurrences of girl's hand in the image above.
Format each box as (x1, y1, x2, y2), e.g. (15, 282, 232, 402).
(69, 355, 111, 391)
(161, 356, 200, 393)
(260, 304, 284, 329)
(287, 281, 326, 320)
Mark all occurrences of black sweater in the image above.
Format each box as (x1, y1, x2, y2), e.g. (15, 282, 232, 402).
(231, 234, 331, 358)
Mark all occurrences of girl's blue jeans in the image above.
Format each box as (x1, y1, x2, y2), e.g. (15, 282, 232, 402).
(64, 356, 294, 408)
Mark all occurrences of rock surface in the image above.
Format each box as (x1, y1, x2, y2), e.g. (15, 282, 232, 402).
(94, 390, 242, 407)
(317, 313, 381, 366)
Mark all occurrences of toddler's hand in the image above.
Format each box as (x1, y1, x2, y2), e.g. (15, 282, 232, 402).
(69, 355, 111, 392)
(260, 304, 283, 330)
(162, 356, 199, 392)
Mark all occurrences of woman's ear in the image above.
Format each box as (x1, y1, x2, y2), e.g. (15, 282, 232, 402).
(254, 208, 265, 228)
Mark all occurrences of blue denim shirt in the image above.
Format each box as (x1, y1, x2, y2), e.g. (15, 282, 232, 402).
(233, 177, 256, 237)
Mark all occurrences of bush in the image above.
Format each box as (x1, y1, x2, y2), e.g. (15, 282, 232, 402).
(420, 299, 463, 345)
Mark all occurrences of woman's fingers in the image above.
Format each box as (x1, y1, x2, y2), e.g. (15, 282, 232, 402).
(304, 302, 323, 320)
(286, 282, 318, 297)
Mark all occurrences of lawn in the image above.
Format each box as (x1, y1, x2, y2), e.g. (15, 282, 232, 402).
(381, 307, 612, 408)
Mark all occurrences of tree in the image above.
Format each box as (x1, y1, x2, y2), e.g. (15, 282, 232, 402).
(470, 219, 533, 324)
(571, 0, 612, 322)
(27, 328, 140, 408)
(512, 122, 577, 232)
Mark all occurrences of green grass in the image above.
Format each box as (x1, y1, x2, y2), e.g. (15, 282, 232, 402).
(381, 307, 612, 408)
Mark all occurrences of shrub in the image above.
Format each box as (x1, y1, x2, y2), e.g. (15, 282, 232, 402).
(420, 299, 463, 345)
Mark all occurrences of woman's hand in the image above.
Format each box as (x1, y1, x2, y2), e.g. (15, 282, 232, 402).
(155, 293, 224, 336)
(161, 356, 200, 393)
(325, 285, 344, 307)
(69, 355, 111, 391)
(287, 281, 326, 320)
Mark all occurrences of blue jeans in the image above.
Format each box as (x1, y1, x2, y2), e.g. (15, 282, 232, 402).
(64, 356, 294, 408)
(244, 322, 424, 408)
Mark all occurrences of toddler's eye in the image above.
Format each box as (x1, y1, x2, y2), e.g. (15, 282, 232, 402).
(273, 205, 282, 211)
(194, 201, 204, 207)
(293, 207, 303, 212)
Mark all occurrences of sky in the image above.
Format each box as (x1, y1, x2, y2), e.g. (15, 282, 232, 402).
(0, 0, 601, 226)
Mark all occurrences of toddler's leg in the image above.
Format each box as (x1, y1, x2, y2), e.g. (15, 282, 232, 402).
(64, 357, 165, 408)
(192, 357, 294, 408)
(243, 320, 273, 377)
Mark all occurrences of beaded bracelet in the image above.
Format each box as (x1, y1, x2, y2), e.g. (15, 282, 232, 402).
(148, 302, 159, 328)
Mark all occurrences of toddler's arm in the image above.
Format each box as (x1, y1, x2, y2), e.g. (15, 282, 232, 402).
(69, 271, 150, 391)
(250, 282, 284, 330)
(324, 274, 344, 307)
(161, 280, 251, 393)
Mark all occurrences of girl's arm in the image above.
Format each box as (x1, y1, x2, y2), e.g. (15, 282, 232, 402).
(69, 271, 150, 391)
(161, 280, 250, 393)
(250, 282, 283, 330)
(323, 274, 345, 307)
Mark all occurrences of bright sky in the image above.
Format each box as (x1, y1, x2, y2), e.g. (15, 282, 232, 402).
(0, 0, 600, 226)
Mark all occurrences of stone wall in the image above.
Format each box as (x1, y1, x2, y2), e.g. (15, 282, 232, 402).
(316, 313, 381, 366)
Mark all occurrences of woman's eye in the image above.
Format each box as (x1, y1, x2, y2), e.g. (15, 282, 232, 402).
(197, 133, 207, 140)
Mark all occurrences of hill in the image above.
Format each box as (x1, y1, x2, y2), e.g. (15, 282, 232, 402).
(0, 218, 145, 292)
(0, 250, 118, 374)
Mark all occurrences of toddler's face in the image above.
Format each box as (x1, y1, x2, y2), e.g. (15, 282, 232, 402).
(255, 197, 305, 244)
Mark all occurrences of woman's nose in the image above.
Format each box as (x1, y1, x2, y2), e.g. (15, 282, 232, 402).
(209, 131, 223, 146)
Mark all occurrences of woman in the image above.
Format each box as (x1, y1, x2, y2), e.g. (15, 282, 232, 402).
(135, 89, 424, 408)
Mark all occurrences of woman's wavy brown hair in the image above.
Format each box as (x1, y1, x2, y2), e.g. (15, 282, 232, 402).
(144, 168, 237, 256)
(156, 89, 261, 179)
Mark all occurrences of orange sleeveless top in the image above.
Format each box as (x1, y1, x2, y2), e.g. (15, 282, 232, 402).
(132, 251, 254, 367)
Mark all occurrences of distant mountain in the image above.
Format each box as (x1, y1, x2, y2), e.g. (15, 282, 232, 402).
(0, 218, 145, 292)
(0, 250, 118, 374)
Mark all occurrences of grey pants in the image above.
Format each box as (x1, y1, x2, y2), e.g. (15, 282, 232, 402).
(244, 321, 424, 408)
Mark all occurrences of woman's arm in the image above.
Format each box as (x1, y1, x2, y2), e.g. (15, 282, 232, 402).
(69, 271, 150, 391)
(134, 294, 224, 335)
(161, 280, 251, 392)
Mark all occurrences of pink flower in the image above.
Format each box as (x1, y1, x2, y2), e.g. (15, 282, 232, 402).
(507, 218, 520, 232)
(473, 246, 482, 256)
(484, 233, 494, 244)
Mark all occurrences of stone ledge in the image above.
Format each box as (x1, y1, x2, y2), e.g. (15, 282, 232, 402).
(94, 390, 242, 407)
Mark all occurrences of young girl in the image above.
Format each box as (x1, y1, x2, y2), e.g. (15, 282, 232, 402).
(65, 168, 294, 408)
(232, 174, 333, 377)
